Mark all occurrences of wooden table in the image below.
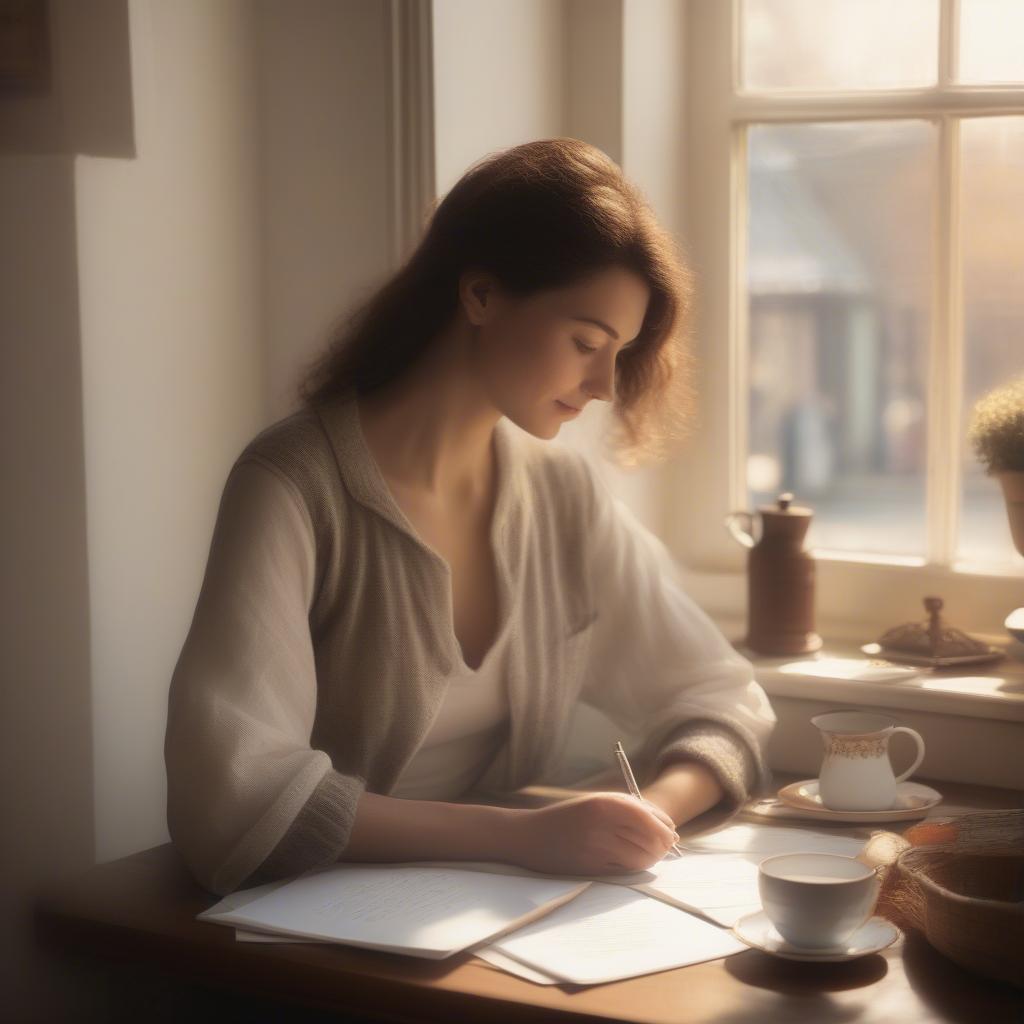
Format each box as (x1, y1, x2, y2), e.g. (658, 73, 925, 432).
(32, 772, 1024, 1023)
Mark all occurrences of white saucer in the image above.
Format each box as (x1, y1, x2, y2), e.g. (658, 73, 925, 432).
(731, 910, 899, 962)
(776, 779, 943, 822)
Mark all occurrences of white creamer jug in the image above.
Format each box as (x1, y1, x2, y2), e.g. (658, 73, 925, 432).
(812, 710, 926, 811)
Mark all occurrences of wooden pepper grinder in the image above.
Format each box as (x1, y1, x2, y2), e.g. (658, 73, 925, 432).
(724, 492, 822, 656)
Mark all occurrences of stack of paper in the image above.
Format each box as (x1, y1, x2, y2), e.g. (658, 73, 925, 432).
(196, 822, 870, 985)
(483, 883, 748, 984)
(199, 862, 589, 958)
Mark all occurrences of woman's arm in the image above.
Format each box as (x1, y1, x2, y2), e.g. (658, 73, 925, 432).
(343, 789, 680, 876)
(571, 453, 777, 829)
(166, 459, 368, 897)
(640, 761, 726, 826)
(343, 792, 524, 863)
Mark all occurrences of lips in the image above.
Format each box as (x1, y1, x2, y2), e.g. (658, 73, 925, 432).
(557, 400, 581, 412)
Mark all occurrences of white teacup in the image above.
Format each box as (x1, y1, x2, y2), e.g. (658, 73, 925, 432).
(758, 852, 881, 950)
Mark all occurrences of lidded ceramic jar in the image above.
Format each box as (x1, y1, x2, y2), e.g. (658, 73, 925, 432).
(725, 492, 822, 656)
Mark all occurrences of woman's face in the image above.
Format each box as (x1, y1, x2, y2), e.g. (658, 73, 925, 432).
(466, 264, 651, 439)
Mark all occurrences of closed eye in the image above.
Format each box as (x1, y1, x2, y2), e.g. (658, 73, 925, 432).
(575, 337, 637, 358)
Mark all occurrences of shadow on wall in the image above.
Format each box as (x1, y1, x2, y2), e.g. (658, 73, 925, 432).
(0, 0, 134, 157)
(0, 0, 132, 1018)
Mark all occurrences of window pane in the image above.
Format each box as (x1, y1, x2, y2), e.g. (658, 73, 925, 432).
(958, 116, 1024, 568)
(959, 0, 1024, 84)
(741, 0, 938, 91)
(746, 122, 936, 556)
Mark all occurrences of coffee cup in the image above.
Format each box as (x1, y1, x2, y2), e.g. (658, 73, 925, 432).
(758, 852, 881, 950)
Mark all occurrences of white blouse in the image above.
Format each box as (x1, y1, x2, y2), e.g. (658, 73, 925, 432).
(165, 388, 776, 896)
(388, 627, 512, 801)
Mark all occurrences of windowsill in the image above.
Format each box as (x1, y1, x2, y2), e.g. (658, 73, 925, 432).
(709, 615, 1024, 723)
(677, 560, 1024, 646)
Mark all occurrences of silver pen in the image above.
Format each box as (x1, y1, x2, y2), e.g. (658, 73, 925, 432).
(614, 741, 685, 858)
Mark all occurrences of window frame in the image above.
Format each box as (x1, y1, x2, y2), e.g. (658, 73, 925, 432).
(672, 0, 1024, 637)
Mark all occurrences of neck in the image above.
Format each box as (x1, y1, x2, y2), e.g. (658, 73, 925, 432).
(355, 326, 500, 502)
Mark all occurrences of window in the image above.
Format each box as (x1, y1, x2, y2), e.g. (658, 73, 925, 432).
(677, 0, 1024, 634)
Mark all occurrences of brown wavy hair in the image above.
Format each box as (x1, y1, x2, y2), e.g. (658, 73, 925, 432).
(296, 137, 695, 467)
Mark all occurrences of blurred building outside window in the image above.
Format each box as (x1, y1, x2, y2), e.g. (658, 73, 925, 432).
(738, 0, 1024, 571)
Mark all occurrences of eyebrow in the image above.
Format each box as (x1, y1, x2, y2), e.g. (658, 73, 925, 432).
(572, 316, 619, 340)
(572, 315, 641, 346)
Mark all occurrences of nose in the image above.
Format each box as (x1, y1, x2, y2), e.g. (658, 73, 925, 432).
(583, 351, 616, 403)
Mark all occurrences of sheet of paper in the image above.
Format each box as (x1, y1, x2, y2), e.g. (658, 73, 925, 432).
(235, 927, 318, 943)
(233, 926, 563, 953)
(227, 857, 755, 944)
(198, 878, 291, 920)
(379, 858, 657, 887)
(199, 824, 865, 957)
(631, 852, 762, 927)
(200, 862, 590, 958)
(488, 882, 748, 985)
(231, 930, 563, 981)
(473, 948, 560, 985)
(679, 823, 867, 861)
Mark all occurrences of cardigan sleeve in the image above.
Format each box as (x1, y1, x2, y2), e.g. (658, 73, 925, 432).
(574, 457, 777, 834)
(164, 457, 365, 897)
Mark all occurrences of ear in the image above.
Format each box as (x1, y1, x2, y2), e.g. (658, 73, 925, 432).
(459, 269, 497, 326)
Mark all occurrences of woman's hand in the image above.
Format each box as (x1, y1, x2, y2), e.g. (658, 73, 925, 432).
(505, 791, 680, 876)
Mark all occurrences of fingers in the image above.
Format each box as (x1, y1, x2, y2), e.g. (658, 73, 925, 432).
(611, 796, 678, 845)
(613, 825, 675, 862)
(606, 823, 679, 871)
(643, 802, 681, 848)
(641, 799, 677, 832)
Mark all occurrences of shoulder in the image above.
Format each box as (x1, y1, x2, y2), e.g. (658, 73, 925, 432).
(228, 407, 352, 541)
(234, 407, 336, 499)
(238, 406, 328, 470)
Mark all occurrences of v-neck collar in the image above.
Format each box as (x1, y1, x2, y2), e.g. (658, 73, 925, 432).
(314, 387, 515, 562)
(313, 387, 525, 675)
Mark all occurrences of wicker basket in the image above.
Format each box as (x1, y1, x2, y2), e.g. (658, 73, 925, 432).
(859, 809, 1024, 989)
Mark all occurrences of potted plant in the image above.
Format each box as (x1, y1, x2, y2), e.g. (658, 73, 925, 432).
(968, 374, 1024, 557)
(969, 374, 1024, 643)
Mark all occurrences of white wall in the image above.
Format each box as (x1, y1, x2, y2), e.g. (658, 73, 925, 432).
(76, 0, 265, 868)
(75, 0, 396, 868)
(259, 0, 393, 421)
(1, 0, 396, 1013)
(433, 0, 566, 197)
(0, 0, 262, 1006)
(0, 152, 94, 1007)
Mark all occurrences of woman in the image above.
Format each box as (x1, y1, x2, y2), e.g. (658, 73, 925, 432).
(164, 138, 777, 898)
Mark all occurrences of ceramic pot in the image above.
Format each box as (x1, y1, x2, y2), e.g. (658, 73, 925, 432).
(998, 470, 1024, 557)
(725, 493, 822, 656)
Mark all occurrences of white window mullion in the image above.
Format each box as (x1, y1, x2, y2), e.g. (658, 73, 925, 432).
(939, 0, 959, 89)
(730, 90, 1024, 123)
(729, 123, 750, 512)
(932, 0, 964, 570)
(927, 113, 964, 567)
